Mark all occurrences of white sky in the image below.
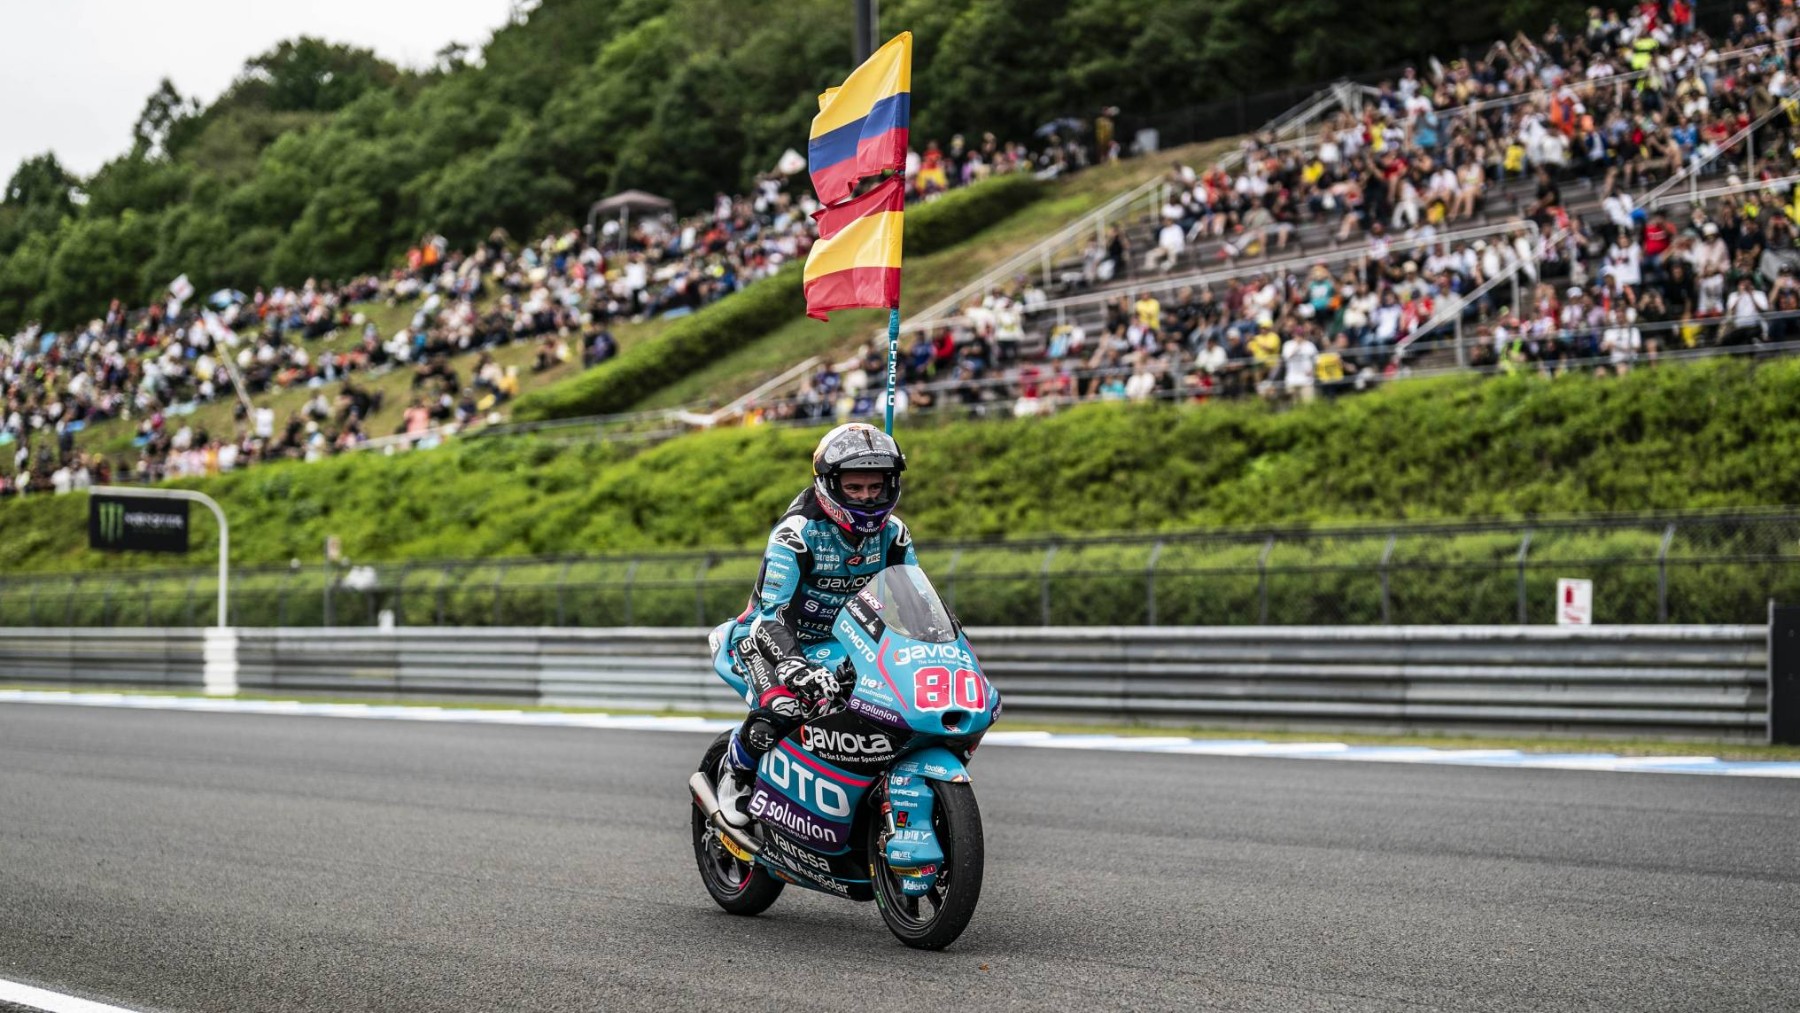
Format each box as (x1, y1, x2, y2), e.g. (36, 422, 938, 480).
(0, 0, 520, 180)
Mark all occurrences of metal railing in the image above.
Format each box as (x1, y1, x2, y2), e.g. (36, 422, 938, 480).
(945, 216, 1542, 339)
(0, 623, 1770, 739)
(1637, 100, 1790, 211)
(4, 511, 1798, 630)
(899, 82, 1360, 337)
(1399, 169, 1800, 354)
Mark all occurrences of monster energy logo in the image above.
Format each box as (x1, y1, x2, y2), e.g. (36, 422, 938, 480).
(98, 501, 124, 542)
(90, 496, 189, 553)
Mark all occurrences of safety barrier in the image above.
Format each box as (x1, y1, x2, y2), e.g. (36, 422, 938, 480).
(0, 623, 1775, 741)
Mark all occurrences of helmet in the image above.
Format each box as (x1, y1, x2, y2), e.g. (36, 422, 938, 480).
(811, 423, 905, 537)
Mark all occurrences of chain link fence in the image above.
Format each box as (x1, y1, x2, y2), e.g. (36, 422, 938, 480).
(3, 512, 1798, 629)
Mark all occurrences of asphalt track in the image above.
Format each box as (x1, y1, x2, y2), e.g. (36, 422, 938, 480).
(2, 704, 1797, 1012)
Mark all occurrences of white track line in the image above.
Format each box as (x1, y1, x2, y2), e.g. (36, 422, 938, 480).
(0, 976, 140, 1013)
(5, 689, 1799, 779)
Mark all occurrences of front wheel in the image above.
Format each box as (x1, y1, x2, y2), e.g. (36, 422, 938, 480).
(870, 781, 984, 950)
(692, 731, 784, 915)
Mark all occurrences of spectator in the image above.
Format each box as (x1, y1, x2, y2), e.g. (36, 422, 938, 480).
(1722, 274, 1769, 345)
(1146, 218, 1186, 272)
(1282, 327, 1321, 402)
(1599, 309, 1643, 375)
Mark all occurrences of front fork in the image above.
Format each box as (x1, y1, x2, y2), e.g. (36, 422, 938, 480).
(874, 749, 970, 896)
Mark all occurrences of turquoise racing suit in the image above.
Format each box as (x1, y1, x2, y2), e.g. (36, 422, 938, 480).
(722, 486, 917, 758)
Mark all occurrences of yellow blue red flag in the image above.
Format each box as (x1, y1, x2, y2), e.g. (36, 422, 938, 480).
(808, 33, 912, 206)
(803, 175, 904, 321)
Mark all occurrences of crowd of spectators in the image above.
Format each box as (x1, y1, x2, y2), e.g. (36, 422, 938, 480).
(0, 123, 1093, 496)
(12, 2, 1792, 489)
(745, 0, 1800, 424)
(1087, 2, 1794, 283)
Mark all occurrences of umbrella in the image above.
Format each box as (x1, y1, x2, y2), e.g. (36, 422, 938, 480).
(1034, 117, 1085, 138)
(208, 288, 248, 309)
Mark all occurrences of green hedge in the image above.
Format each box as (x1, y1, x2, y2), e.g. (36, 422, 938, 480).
(510, 172, 1045, 421)
(7, 356, 1800, 587)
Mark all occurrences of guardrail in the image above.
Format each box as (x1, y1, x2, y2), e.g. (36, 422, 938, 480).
(0, 623, 1777, 741)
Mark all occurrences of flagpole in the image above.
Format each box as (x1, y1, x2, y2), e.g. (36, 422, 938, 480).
(884, 309, 900, 436)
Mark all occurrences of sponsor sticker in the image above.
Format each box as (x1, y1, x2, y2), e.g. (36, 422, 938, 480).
(718, 833, 753, 863)
(805, 873, 851, 896)
(762, 831, 834, 877)
(844, 597, 887, 638)
(762, 749, 852, 817)
(800, 726, 893, 757)
(847, 695, 908, 729)
(894, 642, 974, 667)
(749, 788, 846, 848)
(844, 626, 879, 663)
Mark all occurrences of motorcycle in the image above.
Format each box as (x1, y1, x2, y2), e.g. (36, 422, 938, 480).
(688, 564, 999, 950)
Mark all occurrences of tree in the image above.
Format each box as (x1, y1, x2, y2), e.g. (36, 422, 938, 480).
(434, 41, 471, 75)
(238, 37, 400, 114)
(417, 119, 574, 246)
(132, 78, 200, 158)
(4, 153, 77, 210)
(0, 154, 77, 261)
(83, 155, 194, 219)
(42, 212, 160, 323)
(0, 228, 62, 327)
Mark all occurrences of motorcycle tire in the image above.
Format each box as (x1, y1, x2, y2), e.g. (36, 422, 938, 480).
(692, 731, 784, 915)
(870, 781, 984, 950)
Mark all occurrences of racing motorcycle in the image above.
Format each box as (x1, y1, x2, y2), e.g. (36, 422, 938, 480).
(688, 564, 999, 950)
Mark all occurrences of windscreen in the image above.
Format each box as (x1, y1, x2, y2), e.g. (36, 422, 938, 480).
(858, 565, 957, 643)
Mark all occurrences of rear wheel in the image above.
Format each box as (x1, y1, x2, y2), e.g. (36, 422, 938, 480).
(870, 781, 984, 950)
(692, 731, 784, 915)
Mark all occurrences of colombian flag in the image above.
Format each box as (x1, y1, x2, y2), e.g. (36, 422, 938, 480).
(809, 33, 912, 207)
(803, 175, 904, 321)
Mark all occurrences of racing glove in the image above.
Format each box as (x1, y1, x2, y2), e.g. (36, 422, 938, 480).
(786, 664, 841, 706)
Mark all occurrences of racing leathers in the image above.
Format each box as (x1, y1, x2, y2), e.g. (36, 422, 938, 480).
(729, 486, 918, 762)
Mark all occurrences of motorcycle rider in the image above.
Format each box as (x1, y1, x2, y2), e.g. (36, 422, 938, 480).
(715, 422, 916, 826)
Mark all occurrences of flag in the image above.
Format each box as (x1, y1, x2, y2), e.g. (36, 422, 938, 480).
(809, 33, 912, 206)
(804, 175, 904, 321)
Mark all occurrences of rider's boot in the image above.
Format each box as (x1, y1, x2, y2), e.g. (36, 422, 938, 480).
(716, 727, 756, 828)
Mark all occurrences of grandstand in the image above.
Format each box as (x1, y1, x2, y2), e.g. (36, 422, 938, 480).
(737, 23, 1800, 423)
(6, 0, 1798, 481)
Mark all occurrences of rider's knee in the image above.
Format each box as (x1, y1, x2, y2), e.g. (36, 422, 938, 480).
(740, 691, 802, 759)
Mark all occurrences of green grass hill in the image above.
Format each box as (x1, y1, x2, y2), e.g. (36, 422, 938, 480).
(6, 356, 1800, 577)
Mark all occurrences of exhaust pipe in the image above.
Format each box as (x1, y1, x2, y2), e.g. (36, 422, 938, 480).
(688, 772, 762, 857)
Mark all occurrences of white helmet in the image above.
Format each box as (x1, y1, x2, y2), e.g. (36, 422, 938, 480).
(811, 423, 905, 537)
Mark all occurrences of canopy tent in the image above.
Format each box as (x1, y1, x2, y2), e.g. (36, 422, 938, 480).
(589, 189, 674, 216)
(586, 189, 675, 247)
